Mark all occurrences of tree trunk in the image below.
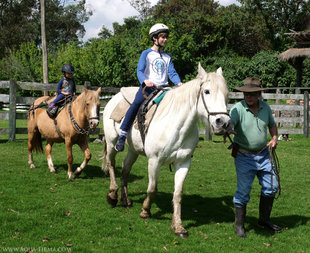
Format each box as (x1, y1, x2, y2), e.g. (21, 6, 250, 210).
(40, 0, 49, 96)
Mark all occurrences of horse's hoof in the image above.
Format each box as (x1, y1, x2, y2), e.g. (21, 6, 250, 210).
(107, 195, 118, 208)
(30, 164, 36, 169)
(68, 173, 75, 179)
(139, 211, 152, 219)
(74, 171, 81, 178)
(175, 232, 189, 238)
(122, 203, 132, 208)
(120, 198, 132, 208)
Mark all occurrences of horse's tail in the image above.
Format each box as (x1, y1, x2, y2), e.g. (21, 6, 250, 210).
(31, 130, 43, 153)
(100, 136, 109, 175)
(27, 105, 43, 153)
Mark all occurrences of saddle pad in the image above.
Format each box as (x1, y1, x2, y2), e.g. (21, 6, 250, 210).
(110, 97, 158, 131)
(110, 98, 130, 123)
(121, 87, 139, 104)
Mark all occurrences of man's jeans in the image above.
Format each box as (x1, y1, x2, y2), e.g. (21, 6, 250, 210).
(233, 148, 278, 207)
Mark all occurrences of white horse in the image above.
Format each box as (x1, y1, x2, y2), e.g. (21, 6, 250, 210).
(102, 63, 230, 238)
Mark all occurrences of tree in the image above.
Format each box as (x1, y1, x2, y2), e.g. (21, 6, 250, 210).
(126, 0, 151, 19)
(0, 0, 92, 59)
(237, 0, 310, 50)
(41, 0, 49, 96)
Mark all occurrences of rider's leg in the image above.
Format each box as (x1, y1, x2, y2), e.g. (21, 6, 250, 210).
(115, 85, 153, 152)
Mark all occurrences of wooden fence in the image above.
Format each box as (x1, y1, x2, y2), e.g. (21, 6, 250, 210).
(1, 80, 309, 141)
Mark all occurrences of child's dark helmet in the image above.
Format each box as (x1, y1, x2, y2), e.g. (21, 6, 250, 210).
(62, 64, 74, 74)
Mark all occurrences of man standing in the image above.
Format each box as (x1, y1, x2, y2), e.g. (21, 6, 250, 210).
(227, 77, 282, 238)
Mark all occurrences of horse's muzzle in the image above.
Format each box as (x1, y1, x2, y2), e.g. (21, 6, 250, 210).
(89, 118, 99, 129)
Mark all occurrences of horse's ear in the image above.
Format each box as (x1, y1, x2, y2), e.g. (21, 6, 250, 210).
(216, 67, 223, 76)
(197, 62, 207, 79)
(97, 87, 102, 94)
(83, 87, 88, 94)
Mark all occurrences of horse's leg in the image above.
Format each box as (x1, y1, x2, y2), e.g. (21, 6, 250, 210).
(105, 141, 119, 207)
(140, 158, 160, 219)
(171, 159, 191, 238)
(45, 140, 56, 174)
(65, 139, 74, 179)
(120, 150, 139, 207)
(27, 131, 35, 169)
(74, 137, 91, 177)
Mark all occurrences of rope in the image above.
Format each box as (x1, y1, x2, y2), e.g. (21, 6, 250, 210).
(270, 147, 281, 199)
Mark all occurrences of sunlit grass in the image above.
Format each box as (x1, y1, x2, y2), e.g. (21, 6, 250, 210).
(1, 135, 309, 251)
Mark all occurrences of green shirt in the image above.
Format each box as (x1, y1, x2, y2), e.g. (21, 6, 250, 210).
(230, 100, 276, 151)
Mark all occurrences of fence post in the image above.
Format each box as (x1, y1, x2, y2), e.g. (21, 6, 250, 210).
(205, 126, 212, 141)
(9, 80, 17, 141)
(275, 88, 280, 127)
(304, 91, 309, 138)
(84, 81, 90, 89)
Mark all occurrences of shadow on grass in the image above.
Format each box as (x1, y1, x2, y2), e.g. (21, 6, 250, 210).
(246, 215, 310, 236)
(125, 191, 310, 233)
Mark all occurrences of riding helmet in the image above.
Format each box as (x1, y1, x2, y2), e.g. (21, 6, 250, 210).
(149, 23, 169, 41)
(62, 64, 75, 74)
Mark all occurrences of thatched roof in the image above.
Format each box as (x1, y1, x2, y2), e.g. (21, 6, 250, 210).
(277, 48, 310, 61)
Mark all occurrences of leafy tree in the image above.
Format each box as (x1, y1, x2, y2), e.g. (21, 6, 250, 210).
(237, 0, 310, 50)
(0, 0, 91, 59)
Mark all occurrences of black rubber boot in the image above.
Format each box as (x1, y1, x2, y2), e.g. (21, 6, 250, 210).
(115, 135, 126, 152)
(235, 206, 246, 238)
(258, 195, 282, 232)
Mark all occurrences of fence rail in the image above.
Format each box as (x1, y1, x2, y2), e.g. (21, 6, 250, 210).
(1, 80, 309, 141)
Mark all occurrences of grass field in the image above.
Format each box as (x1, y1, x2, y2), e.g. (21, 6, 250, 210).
(0, 134, 310, 252)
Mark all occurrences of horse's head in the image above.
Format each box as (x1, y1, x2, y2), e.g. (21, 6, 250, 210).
(83, 87, 102, 129)
(196, 63, 231, 135)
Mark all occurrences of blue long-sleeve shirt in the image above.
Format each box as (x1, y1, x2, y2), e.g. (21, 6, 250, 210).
(56, 77, 76, 95)
(137, 48, 181, 86)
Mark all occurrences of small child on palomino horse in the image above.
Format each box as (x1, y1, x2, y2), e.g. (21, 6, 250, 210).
(115, 23, 183, 152)
(46, 64, 76, 118)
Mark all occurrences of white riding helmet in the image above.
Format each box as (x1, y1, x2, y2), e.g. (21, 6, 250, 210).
(149, 23, 170, 41)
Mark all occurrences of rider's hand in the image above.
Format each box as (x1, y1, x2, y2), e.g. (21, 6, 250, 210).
(144, 80, 154, 87)
(177, 82, 183, 87)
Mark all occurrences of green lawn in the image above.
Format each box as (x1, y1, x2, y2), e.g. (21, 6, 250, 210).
(0, 135, 310, 252)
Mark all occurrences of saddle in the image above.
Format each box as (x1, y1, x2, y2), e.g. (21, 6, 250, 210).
(46, 95, 74, 119)
(110, 87, 167, 143)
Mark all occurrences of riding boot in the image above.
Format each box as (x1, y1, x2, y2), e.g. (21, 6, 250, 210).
(258, 195, 282, 232)
(235, 206, 246, 238)
(115, 135, 127, 152)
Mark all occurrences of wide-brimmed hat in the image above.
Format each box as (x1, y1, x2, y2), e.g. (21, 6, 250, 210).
(235, 77, 265, 92)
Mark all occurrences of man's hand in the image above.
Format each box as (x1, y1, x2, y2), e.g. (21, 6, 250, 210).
(223, 127, 237, 144)
(267, 137, 278, 149)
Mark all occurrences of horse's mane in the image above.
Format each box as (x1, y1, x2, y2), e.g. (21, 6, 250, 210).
(154, 71, 228, 119)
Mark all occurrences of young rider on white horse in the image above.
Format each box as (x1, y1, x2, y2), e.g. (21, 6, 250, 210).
(115, 23, 183, 151)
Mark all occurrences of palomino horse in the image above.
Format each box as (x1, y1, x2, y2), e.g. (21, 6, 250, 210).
(102, 64, 230, 237)
(28, 87, 101, 179)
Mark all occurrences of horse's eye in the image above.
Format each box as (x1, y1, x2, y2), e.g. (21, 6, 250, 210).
(204, 90, 210, 95)
(86, 103, 89, 106)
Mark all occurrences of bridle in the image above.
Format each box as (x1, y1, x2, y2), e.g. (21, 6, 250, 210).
(68, 100, 99, 135)
(197, 81, 229, 122)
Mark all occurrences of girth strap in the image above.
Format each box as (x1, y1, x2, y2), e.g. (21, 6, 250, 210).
(137, 89, 162, 144)
(53, 119, 63, 139)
